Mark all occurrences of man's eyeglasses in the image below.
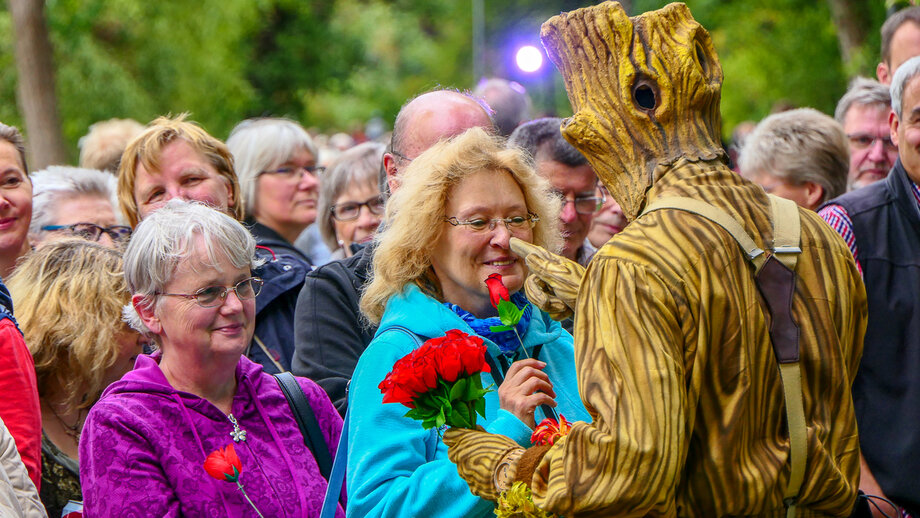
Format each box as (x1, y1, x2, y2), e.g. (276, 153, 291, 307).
(261, 165, 325, 182)
(158, 277, 264, 308)
(444, 213, 540, 233)
(331, 195, 386, 221)
(389, 150, 413, 163)
(41, 223, 132, 243)
(846, 133, 897, 152)
(554, 190, 606, 214)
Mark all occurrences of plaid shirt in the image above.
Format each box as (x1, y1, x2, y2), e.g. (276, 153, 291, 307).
(818, 181, 920, 276)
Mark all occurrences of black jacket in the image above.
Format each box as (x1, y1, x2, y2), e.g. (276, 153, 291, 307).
(828, 160, 920, 515)
(291, 243, 377, 416)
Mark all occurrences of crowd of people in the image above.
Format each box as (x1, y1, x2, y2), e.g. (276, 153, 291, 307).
(0, 4, 918, 517)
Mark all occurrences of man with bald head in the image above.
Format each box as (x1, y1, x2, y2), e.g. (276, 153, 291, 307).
(382, 89, 494, 190)
(292, 89, 494, 415)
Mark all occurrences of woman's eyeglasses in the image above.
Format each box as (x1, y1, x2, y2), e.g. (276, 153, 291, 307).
(41, 222, 133, 242)
(261, 165, 325, 182)
(158, 277, 264, 308)
(331, 195, 386, 221)
(443, 213, 540, 232)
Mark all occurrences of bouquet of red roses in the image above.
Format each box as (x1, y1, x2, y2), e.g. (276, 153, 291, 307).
(379, 329, 492, 430)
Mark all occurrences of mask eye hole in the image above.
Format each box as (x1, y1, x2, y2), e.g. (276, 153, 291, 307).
(695, 41, 710, 76)
(633, 82, 657, 111)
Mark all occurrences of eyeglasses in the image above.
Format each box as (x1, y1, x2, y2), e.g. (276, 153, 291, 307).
(41, 222, 133, 242)
(554, 190, 606, 215)
(261, 165, 325, 182)
(331, 195, 386, 221)
(158, 277, 264, 308)
(444, 213, 539, 233)
(389, 150, 413, 163)
(846, 133, 897, 152)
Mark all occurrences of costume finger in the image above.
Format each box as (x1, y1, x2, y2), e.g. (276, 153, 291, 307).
(444, 427, 522, 501)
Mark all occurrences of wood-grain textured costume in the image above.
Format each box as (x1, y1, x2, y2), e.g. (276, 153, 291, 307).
(446, 2, 868, 517)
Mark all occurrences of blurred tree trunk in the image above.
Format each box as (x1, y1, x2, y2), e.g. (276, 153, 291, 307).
(8, 0, 67, 169)
(826, 0, 874, 75)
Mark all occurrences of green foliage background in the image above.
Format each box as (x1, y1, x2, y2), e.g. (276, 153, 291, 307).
(0, 0, 891, 162)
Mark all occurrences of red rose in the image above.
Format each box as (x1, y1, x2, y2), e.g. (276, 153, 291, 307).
(204, 443, 242, 483)
(412, 346, 440, 391)
(380, 329, 493, 429)
(484, 273, 510, 309)
(460, 340, 490, 377)
(435, 341, 464, 382)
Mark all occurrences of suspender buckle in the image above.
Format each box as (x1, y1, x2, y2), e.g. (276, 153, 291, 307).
(774, 246, 802, 254)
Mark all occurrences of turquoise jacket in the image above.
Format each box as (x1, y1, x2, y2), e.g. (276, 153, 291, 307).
(346, 283, 590, 518)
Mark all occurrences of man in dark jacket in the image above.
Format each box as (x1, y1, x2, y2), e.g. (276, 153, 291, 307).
(820, 55, 920, 517)
(291, 89, 494, 414)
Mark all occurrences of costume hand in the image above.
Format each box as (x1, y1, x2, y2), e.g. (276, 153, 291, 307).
(443, 427, 524, 501)
(498, 359, 556, 428)
(510, 237, 585, 321)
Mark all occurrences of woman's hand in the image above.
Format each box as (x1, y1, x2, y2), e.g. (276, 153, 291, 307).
(498, 359, 556, 428)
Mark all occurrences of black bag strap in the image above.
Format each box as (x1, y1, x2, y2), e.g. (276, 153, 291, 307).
(274, 372, 333, 481)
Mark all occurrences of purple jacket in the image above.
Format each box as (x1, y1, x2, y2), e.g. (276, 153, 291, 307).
(79, 353, 345, 517)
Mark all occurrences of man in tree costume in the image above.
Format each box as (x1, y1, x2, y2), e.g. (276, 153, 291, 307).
(444, 2, 867, 516)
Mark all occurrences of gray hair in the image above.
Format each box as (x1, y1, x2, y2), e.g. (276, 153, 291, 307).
(122, 199, 264, 335)
(226, 118, 318, 217)
(892, 55, 920, 118)
(0, 122, 28, 173)
(738, 108, 849, 205)
(78, 118, 145, 173)
(318, 142, 386, 251)
(30, 166, 122, 238)
(835, 77, 891, 123)
(508, 117, 589, 167)
(474, 78, 532, 136)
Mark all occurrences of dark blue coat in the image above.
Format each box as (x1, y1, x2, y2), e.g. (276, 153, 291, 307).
(249, 221, 311, 374)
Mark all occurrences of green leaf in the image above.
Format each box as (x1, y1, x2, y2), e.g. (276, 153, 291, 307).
(451, 401, 472, 428)
(449, 377, 469, 401)
(497, 299, 525, 327)
(489, 324, 514, 332)
(435, 408, 446, 429)
(475, 396, 486, 418)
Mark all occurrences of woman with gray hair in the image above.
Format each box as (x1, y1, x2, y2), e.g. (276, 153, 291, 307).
(30, 166, 130, 248)
(739, 108, 849, 211)
(317, 142, 385, 259)
(227, 118, 319, 264)
(78, 200, 344, 517)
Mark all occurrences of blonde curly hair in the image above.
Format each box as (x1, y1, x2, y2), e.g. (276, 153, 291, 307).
(117, 114, 241, 227)
(360, 127, 561, 323)
(7, 239, 131, 413)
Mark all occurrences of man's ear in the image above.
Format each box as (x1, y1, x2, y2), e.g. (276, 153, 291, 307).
(383, 153, 401, 193)
(804, 182, 825, 211)
(133, 294, 162, 335)
(891, 109, 901, 148)
(878, 61, 891, 85)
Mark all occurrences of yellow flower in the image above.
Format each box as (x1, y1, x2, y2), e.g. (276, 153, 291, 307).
(495, 482, 556, 518)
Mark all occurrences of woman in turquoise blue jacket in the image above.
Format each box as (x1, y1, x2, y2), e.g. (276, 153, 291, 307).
(348, 127, 590, 518)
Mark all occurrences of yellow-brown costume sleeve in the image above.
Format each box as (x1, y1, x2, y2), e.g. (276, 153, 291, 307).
(531, 256, 686, 516)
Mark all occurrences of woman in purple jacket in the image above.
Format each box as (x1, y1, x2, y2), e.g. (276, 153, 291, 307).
(79, 200, 344, 517)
